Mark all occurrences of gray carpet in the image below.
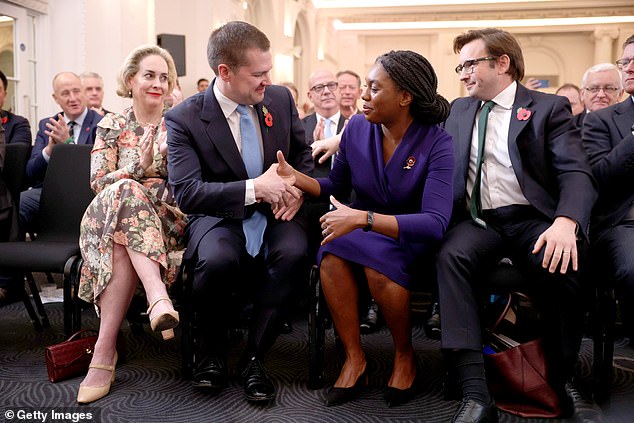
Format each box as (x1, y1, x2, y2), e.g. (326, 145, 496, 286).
(1, 298, 634, 423)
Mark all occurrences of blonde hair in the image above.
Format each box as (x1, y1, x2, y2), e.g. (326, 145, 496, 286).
(116, 44, 177, 98)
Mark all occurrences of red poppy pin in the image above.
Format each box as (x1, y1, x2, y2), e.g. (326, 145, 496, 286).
(403, 156, 416, 170)
(1, 116, 7, 125)
(516, 107, 532, 121)
(263, 106, 273, 127)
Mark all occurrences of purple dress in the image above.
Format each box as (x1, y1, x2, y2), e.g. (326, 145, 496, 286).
(316, 114, 454, 289)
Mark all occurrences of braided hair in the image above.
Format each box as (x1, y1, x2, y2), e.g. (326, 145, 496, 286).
(376, 50, 450, 124)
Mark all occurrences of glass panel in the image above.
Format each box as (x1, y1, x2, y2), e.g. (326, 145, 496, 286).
(0, 15, 15, 112)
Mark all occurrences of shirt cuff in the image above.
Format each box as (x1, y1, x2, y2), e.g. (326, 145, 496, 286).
(42, 149, 51, 162)
(245, 179, 256, 205)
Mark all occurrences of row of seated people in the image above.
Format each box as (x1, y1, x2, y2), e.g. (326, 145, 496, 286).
(2, 21, 633, 423)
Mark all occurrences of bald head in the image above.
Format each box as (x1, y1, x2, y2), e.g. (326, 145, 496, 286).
(52, 72, 86, 120)
(307, 69, 340, 118)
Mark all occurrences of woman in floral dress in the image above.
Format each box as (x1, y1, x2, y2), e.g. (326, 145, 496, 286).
(76, 45, 186, 404)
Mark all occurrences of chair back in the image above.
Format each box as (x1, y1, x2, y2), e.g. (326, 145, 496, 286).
(2, 142, 32, 203)
(36, 144, 94, 243)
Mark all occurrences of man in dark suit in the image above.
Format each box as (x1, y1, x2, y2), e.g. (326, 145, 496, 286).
(166, 21, 313, 403)
(336, 69, 362, 120)
(437, 29, 598, 423)
(21, 71, 100, 236)
(0, 70, 32, 145)
(583, 34, 634, 345)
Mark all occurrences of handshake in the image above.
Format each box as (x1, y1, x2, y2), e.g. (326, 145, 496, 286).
(252, 151, 301, 221)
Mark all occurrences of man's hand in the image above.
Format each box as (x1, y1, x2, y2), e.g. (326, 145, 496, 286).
(273, 186, 304, 221)
(254, 163, 298, 206)
(43, 114, 72, 156)
(525, 77, 542, 90)
(532, 216, 578, 274)
(312, 118, 325, 142)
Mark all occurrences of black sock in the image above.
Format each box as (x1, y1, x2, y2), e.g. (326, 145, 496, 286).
(454, 349, 492, 405)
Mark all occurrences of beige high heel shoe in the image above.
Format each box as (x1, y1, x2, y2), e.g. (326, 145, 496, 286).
(147, 296, 179, 340)
(77, 352, 118, 404)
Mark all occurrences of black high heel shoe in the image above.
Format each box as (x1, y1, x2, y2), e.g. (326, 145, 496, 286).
(325, 366, 368, 406)
(384, 363, 423, 407)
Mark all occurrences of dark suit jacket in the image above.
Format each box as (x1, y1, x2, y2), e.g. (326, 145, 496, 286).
(302, 112, 346, 178)
(574, 110, 587, 129)
(1, 110, 32, 144)
(443, 83, 596, 238)
(583, 97, 634, 231)
(26, 108, 100, 187)
(166, 82, 314, 260)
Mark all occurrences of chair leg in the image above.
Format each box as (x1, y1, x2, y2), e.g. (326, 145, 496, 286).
(64, 256, 83, 338)
(25, 272, 50, 328)
(308, 265, 326, 389)
(592, 285, 615, 404)
(20, 278, 43, 331)
(177, 262, 195, 380)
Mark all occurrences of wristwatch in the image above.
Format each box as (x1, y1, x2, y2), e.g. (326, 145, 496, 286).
(363, 211, 374, 232)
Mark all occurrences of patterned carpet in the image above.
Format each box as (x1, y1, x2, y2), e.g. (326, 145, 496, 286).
(1, 298, 634, 423)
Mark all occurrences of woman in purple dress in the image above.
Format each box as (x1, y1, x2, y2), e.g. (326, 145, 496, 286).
(277, 50, 454, 407)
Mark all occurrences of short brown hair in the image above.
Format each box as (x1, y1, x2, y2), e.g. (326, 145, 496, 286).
(117, 45, 177, 98)
(207, 21, 270, 73)
(623, 34, 634, 50)
(453, 28, 525, 82)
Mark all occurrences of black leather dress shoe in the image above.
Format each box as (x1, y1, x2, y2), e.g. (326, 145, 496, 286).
(280, 320, 293, 334)
(452, 399, 498, 423)
(360, 301, 380, 334)
(240, 357, 274, 402)
(423, 302, 441, 340)
(564, 381, 605, 423)
(192, 355, 228, 390)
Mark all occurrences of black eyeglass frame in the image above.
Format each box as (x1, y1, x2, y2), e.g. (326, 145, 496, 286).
(310, 82, 338, 93)
(455, 56, 499, 74)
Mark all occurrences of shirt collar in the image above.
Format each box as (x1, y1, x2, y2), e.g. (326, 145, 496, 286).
(66, 107, 88, 128)
(213, 81, 249, 118)
(316, 111, 340, 123)
(486, 81, 517, 110)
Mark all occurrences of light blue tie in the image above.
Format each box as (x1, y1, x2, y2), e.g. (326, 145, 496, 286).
(324, 118, 333, 138)
(236, 104, 267, 257)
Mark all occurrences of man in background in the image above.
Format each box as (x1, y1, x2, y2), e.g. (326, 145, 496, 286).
(336, 70, 362, 119)
(555, 83, 584, 116)
(576, 63, 623, 127)
(80, 71, 110, 116)
(197, 78, 209, 92)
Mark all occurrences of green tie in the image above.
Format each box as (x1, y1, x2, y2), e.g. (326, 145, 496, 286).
(470, 100, 495, 228)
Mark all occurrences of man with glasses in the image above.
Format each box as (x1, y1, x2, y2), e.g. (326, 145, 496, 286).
(437, 28, 598, 422)
(576, 63, 623, 127)
(583, 34, 634, 349)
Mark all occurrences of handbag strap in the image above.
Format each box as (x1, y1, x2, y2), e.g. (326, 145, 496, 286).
(489, 291, 531, 333)
(64, 329, 98, 343)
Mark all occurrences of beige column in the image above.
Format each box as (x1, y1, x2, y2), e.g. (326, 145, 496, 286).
(594, 28, 620, 64)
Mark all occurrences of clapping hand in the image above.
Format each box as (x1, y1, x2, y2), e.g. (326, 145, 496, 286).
(138, 127, 155, 171)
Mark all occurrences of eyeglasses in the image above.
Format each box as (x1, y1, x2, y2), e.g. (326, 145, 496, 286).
(584, 86, 620, 94)
(310, 82, 338, 93)
(455, 56, 498, 74)
(616, 56, 634, 69)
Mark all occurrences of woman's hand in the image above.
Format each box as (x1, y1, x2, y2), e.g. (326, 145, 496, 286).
(319, 196, 366, 245)
(311, 134, 342, 164)
(138, 127, 155, 171)
(276, 150, 296, 186)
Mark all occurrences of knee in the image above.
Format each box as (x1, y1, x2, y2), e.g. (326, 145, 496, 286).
(191, 248, 239, 296)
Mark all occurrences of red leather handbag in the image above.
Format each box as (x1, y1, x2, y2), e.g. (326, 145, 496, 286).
(44, 330, 97, 383)
(484, 292, 563, 418)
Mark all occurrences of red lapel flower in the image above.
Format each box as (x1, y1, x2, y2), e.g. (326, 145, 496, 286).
(262, 106, 273, 127)
(403, 156, 416, 170)
(1, 116, 7, 125)
(516, 107, 532, 121)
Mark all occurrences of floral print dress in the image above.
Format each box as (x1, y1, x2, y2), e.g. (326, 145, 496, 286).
(78, 109, 187, 305)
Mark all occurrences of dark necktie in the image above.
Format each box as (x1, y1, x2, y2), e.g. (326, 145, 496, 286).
(68, 121, 77, 144)
(236, 104, 267, 257)
(470, 101, 495, 228)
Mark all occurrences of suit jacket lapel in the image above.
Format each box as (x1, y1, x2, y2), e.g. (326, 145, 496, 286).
(255, 97, 276, 170)
(614, 97, 634, 139)
(201, 81, 249, 180)
(77, 110, 96, 145)
(457, 99, 479, 178)
(508, 84, 533, 181)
